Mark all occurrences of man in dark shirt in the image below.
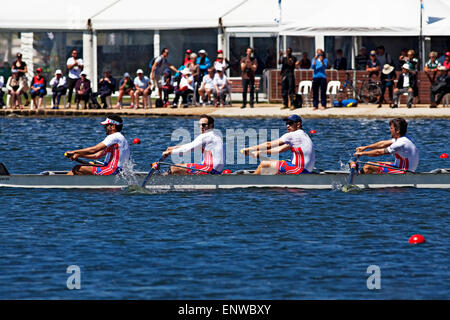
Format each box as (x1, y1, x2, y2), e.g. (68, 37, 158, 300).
(240, 47, 258, 108)
(355, 47, 369, 71)
(366, 50, 381, 78)
(333, 49, 347, 70)
(430, 66, 450, 108)
(279, 48, 297, 110)
(96, 71, 116, 109)
(297, 52, 311, 70)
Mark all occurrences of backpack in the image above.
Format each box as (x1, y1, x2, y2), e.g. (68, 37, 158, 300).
(148, 57, 157, 72)
(155, 98, 164, 108)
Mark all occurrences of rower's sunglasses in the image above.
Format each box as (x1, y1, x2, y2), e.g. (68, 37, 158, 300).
(286, 121, 295, 126)
(199, 123, 209, 128)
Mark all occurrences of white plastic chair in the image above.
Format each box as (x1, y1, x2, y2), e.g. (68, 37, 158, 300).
(326, 80, 341, 103)
(298, 80, 312, 107)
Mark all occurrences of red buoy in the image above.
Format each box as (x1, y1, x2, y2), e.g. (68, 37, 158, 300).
(222, 169, 232, 174)
(440, 153, 449, 159)
(409, 234, 426, 244)
(309, 130, 316, 134)
(133, 138, 141, 144)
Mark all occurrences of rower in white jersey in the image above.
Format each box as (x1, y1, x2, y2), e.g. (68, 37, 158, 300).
(65, 114, 130, 175)
(162, 115, 224, 175)
(241, 114, 315, 175)
(354, 117, 419, 174)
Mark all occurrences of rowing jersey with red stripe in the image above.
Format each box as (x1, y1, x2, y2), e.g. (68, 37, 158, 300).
(278, 129, 315, 173)
(386, 136, 419, 172)
(171, 130, 224, 172)
(92, 132, 130, 175)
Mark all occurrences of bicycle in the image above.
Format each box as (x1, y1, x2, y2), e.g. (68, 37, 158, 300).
(339, 72, 382, 104)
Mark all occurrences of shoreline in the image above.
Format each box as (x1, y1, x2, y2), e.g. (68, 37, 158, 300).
(1, 103, 450, 119)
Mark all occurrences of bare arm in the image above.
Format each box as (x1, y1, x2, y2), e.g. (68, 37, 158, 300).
(65, 142, 107, 160)
(242, 139, 285, 155)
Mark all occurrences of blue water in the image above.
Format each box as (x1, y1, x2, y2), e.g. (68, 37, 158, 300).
(0, 116, 449, 299)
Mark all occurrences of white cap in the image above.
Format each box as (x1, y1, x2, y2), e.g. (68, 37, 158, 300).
(402, 63, 410, 70)
(199, 49, 206, 54)
(136, 68, 144, 74)
(55, 69, 62, 75)
(80, 71, 87, 76)
(215, 65, 223, 72)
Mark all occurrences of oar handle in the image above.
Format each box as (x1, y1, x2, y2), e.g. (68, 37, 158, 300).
(64, 152, 103, 166)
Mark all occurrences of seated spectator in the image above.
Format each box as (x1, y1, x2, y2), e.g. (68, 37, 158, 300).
(161, 69, 174, 107)
(430, 66, 450, 108)
(172, 68, 194, 108)
(0, 75, 4, 108)
(75, 71, 92, 109)
(378, 64, 396, 107)
(196, 49, 211, 81)
(398, 48, 408, 70)
(29, 68, 47, 109)
(213, 66, 230, 107)
(333, 49, 347, 70)
(186, 53, 200, 81)
(95, 71, 116, 109)
(424, 51, 441, 85)
(297, 52, 311, 69)
(184, 49, 192, 66)
(134, 69, 151, 109)
(49, 69, 67, 109)
(214, 52, 228, 72)
(198, 67, 215, 106)
(116, 72, 135, 109)
(366, 50, 381, 78)
(392, 64, 417, 109)
(405, 49, 419, 72)
(442, 51, 450, 70)
(6, 69, 23, 109)
(355, 47, 369, 71)
(376, 45, 394, 68)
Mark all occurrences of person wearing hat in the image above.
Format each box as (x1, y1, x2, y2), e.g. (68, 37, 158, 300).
(134, 69, 151, 109)
(212, 65, 230, 107)
(6, 69, 24, 109)
(49, 69, 67, 109)
(214, 52, 228, 72)
(184, 49, 192, 66)
(392, 63, 417, 108)
(75, 71, 92, 109)
(29, 67, 47, 109)
(65, 114, 130, 176)
(424, 51, 440, 85)
(430, 65, 450, 108)
(198, 67, 215, 106)
(116, 72, 135, 109)
(442, 51, 450, 70)
(172, 68, 194, 108)
(377, 64, 396, 108)
(241, 114, 315, 175)
(11, 52, 30, 106)
(366, 50, 381, 78)
(196, 49, 211, 79)
(66, 49, 84, 108)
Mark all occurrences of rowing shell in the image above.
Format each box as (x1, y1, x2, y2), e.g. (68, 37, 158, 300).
(1, 170, 450, 189)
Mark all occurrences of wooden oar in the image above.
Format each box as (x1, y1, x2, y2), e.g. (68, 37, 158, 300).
(141, 155, 167, 188)
(357, 160, 415, 173)
(64, 152, 104, 166)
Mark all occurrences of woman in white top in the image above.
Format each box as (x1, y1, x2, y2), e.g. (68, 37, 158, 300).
(172, 68, 194, 108)
(213, 66, 229, 107)
(49, 69, 67, 109)
(198, 67, 215, 106)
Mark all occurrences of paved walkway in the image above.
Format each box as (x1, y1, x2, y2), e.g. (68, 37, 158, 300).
(1, 104, 449, 118)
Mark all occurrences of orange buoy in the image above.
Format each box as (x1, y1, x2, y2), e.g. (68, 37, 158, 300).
(440, 153, 449, 159)
(408, 234, 426, 244)
(309, 130, 316, 134)
(222, 169, 232, 174)
(132, 138, 141, 144)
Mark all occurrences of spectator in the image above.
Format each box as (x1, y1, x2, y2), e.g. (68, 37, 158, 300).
(297, 52, 311, 70)
(29, 67, 47, 109)
(424, 51, 441, 85)
(378, 64, 396, 108)
(150, 48, 179, 99)
(0, 75, 4, 108)
(279, 47, 297, 110)
(196, 49, 211, 81)
(161, 69, 174, 107)
(213, 66, 230, 107)
(186, 53, 201, 105)
(184, 49, 192, 66)
(134, 69, 151, 109)
(0, 61, 11, 86)
(333, 49, 347, 70)
(240, 47, 258, 108)
(6, 70, 24, 109)
(49, 69, 67, 109)
(172, 68, 194, 108)
(198, 67, 215, 106)
(398, 48, 408, 70)
(66, 48, 84, 108)
(117, 72, 135, 109)
(214, 52, 228, 72)
(430, 66, 450, 108)
(366, 50, 381, 78)
(95, 71, 116, 109)
(405, 49, 419, 72)
(75, 71, 91, 109)
(355, 47, 369, 71)
(376, 45, 394, 68)
(11, 52, 30, 107)
(442, 51, 450, 70)
(311, 49, 328, 110)
(392, 64, 417, 109)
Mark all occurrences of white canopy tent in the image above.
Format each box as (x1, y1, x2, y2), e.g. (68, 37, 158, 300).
(423, 0, 450, 36)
